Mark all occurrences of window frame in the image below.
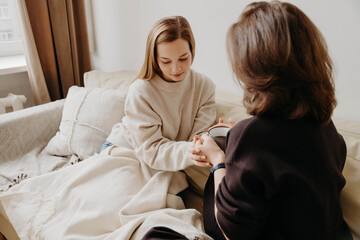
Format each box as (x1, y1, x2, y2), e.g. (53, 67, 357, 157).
(0, 0, 24, 57)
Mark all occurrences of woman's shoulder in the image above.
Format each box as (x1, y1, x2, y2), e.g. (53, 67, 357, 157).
(230, 115, 319, 134)
(227, 116, 289, 148)
(229, 116, 259, 136)
(228, 116, 344, 154)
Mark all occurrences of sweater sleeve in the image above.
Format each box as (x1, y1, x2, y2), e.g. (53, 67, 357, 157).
(188, 78, 216, 140)
(122, 83, 193, 171)
(216, 163, 272, 239)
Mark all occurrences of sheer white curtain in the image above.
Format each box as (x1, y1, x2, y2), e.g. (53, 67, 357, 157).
(14, 0, 51, 105)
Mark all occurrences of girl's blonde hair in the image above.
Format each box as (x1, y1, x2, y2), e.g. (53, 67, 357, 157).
(136, 16, 195, 81)
(227, 1, 336, 125)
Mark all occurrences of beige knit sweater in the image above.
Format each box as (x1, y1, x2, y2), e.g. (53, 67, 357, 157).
(107, 69, 216, 171)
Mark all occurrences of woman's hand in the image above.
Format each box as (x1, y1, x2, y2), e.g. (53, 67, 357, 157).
(199, 134, 226, 166)
(209, 117, 236, 130)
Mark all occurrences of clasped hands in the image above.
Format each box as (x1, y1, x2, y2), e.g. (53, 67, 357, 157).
(189, 118, 235, 167)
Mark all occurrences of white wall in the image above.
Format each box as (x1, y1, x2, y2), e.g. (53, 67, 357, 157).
(89, 0, 360, 122)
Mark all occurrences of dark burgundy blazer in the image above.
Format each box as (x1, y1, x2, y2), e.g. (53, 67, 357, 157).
(205, 116, 349, 240)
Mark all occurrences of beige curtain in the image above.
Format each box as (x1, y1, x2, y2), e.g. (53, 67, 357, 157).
(14, 0, 50, 105)
(15, 0, 91, 103)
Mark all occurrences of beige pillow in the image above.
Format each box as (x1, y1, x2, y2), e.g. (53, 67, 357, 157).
(335, 118, 360, 239)
(215, 90, 250, 124)
(45, 86, 127, 160)
(84, 70, 137, 89)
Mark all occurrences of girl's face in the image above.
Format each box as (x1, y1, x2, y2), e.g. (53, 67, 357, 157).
(156, 38, 192, 82)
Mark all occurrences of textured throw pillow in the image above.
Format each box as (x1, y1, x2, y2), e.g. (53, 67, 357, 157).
(45, 86, 127, 160)
(84, 70, 137, 89)
(335, 118, 360, 238)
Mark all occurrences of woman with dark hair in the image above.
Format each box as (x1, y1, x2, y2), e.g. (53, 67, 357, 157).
(190, 1, 352, 239)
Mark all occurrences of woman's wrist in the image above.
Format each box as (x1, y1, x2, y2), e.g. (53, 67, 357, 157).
(211, 163, 226, 173)
(211, 151, 225, 166)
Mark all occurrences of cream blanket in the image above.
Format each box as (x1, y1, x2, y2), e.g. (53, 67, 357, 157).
(0, 144, 211, 240)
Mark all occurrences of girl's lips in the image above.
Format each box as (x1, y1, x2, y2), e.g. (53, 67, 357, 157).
(172, 72, 183, 77)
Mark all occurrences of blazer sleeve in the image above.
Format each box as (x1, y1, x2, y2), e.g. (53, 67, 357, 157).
(215, 123, 274, 239)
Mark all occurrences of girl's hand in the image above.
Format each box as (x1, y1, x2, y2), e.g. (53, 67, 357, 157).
(209, 117, 236, 130)
(189, 134, 226, 167)
(189, 135, 210, 167)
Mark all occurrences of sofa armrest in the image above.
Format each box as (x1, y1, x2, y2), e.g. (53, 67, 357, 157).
(0, 99, 64, 162)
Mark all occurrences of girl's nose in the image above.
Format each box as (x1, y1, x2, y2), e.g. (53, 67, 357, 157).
(172, 63, 180, 72)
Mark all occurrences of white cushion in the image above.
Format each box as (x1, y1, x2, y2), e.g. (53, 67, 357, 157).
(334, 118, 360, 239)
(45, 86, 127, 160)
(84, 70, 137, 89)
(215, 90, 249, 123)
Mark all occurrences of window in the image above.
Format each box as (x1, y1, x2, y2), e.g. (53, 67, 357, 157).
(0, 0, 23, 57)
(0, 6, 10, 19)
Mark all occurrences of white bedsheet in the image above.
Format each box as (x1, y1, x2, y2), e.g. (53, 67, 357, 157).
(0, 144, 211, 240)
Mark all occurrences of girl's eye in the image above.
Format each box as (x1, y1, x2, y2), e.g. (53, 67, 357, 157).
(162, 61, 170, 64)
(179, 58, 188, 61)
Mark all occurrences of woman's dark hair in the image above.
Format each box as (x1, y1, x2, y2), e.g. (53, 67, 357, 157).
(227, 0, 336, 125)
